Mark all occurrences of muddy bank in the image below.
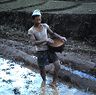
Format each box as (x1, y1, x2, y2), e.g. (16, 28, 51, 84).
(0, 38, 96, 76)
(0, 11, 96, 45)
(0, 11, 96, 93)
(0, 42, 96, 93)
(57, 53, 96, 76)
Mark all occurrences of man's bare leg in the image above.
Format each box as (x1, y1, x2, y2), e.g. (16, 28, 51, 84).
(39, 67, 46, 86)
(50, 60, 60, 87)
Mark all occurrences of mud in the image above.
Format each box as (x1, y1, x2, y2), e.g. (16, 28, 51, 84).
(0, 57, 95, 95)
(0, 43, 96, 93)
(0, 12, 96, 46)
(0, 11, 96, 94)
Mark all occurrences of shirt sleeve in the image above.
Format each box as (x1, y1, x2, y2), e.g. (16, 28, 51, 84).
(43, 23, 49, 29)
(28, 27, 34, 35)
(28, 27, 36, 41)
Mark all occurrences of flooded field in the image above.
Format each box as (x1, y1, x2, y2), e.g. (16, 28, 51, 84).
(0, 57, 95, 95)
(61, 65, 96, 81)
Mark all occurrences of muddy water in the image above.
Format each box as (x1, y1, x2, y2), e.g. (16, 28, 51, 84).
(0, 58, 94, 95)
(61, 65, 96, 81)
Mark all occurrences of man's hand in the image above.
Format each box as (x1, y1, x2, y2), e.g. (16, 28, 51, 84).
(46, 38, 54, 44)
(60, 37, 67, 42)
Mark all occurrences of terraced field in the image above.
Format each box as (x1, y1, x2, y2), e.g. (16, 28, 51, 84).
(0, 0, 96, 14)
(18, 1, 80, 12)
(0, 0, 47, 11)
(0, 0, 96, 94)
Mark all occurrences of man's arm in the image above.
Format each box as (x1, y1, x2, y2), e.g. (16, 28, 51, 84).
(28, 34, 47, 45)
(34, 40, 47, 45)
(47, 27, 67, 41)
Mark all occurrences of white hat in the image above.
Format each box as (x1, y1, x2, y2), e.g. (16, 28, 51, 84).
(32, 9, 41, 16)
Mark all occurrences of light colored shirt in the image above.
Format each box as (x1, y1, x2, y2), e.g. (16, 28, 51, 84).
(28, 23, 49, 51)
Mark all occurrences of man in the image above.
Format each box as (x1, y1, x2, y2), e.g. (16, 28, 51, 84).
(28, 9, 67, 87)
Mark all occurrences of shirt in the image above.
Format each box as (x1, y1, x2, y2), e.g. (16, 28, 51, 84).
(28, 23, 49, 51)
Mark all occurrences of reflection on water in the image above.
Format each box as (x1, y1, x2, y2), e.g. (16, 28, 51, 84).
(0, 58, 94, 95)
(61, 65, 96, 81)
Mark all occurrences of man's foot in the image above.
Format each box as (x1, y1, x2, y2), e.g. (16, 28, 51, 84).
(40, 81, 46, 95)
(49, 81, 57, 88)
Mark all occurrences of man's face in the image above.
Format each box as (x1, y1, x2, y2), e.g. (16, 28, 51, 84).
(34, 16, 42, 24)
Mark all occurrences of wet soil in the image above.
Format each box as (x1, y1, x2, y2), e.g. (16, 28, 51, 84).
(0, 11, 96, 94)
(0, 23, 96, 91)
(0, 57, 95, 95)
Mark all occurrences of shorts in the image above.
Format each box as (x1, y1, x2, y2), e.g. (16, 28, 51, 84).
(37, 50, 58, 68)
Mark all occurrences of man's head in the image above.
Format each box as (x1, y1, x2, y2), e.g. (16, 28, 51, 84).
(32, 15, 42, 25)
(32, 9, 42, 25)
